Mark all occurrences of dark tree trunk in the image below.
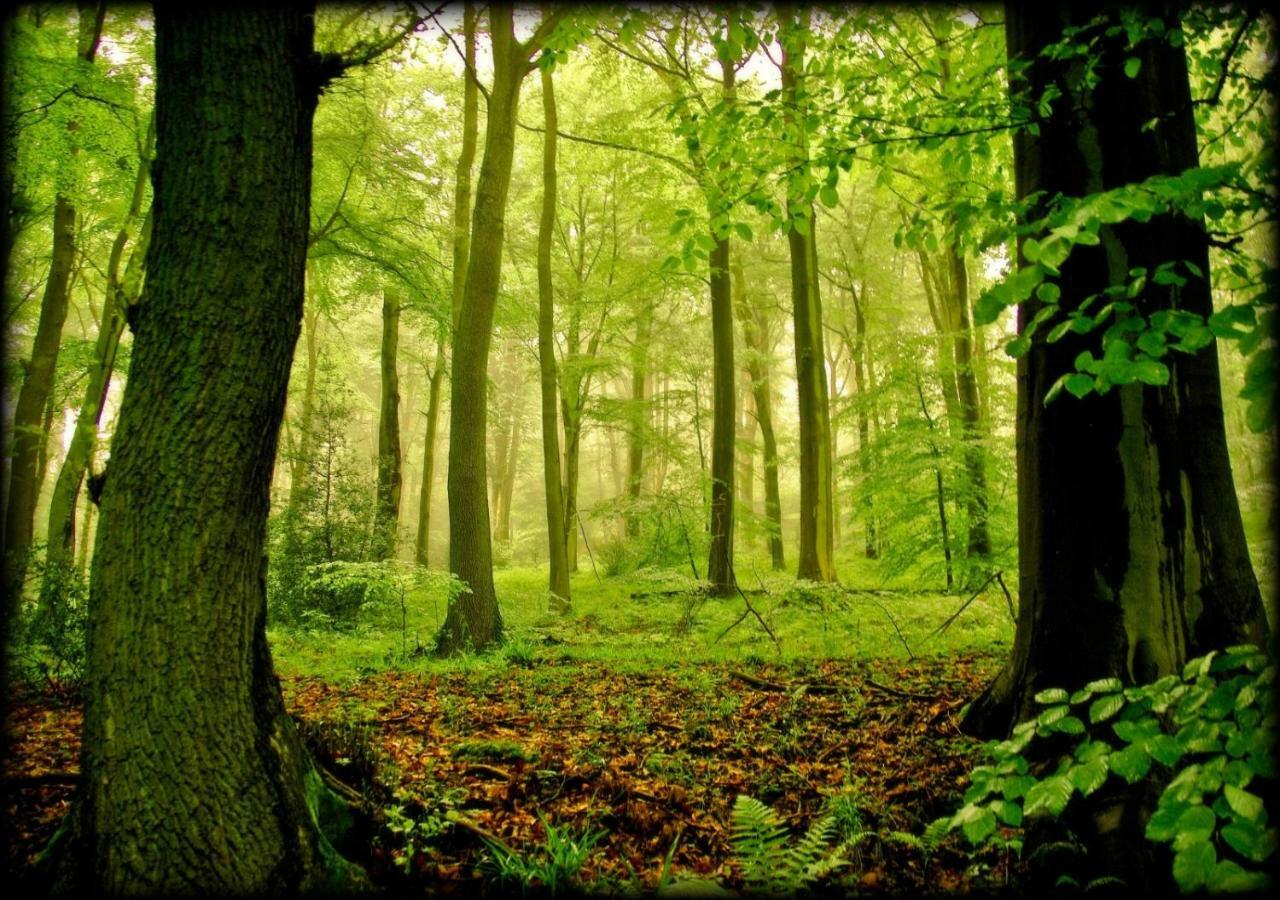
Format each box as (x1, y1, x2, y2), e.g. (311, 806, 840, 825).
(782, 16, 835, 583)
(48, 7, 363, 893)
(536, 65, 571, 602)
(849, 283, 877, 558)
(418, 1, 477, 568)
(965, 4, 1267, 740)
(706, 232, 736, 595)
(947, 245, 992, 562)
(375, 287, 402, 557)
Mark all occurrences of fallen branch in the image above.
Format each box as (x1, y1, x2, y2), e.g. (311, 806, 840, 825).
(446, 811, 512, 852)
(713, 584, 782, 652)
(995, 571, 1016, 623)
(729, 670, 839, 695)
(462, 763, 512, 780)
(864, 678, 933, 702)
(929, 570, 1001, 639)
(317, 763, 365, 805)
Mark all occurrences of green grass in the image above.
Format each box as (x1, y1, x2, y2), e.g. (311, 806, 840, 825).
(268, 551, 1015, 681)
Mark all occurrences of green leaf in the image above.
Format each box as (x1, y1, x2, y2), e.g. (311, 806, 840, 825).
(1035, 282, 1061, 303)
(1221, 820, 1277, 862)
(1146, 800, 1189, 842)
(1109, 744, 1152, 783)
(1090, 694, 1125, 723)
(1224, 784, 1265, 822)
(1207, 859, 1269, 893)
(733, 222, 753, 242)
(961, 807, 997, 844)
(818, 185, 839, 209)
(1124, 58, 1142, 79)
(1173, 841, 1216, 893)
(1034, 688, 1068, 705)
(1024, 775, 1074, 818)
(1022, 237, 1042, 263)
(1064, 373, 1095, 398)
(1068, 758, 1109, 796)
(1176, 804, 1217, 844)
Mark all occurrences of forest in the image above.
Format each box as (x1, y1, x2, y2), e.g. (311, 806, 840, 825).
(0, 2, 1276, 896)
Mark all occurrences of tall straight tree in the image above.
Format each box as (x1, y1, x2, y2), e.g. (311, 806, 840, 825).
(4, 1, 104, 600)
(418, 0, 477, 567)
(440, 5, 565, 654)
(965, 4, 1268, 738)
(51, 7, 371, 891)
(44, 117, 153, 574)
(780, 7, 836, 582)
(536, 64, 571, 603)
(375, 286, 402, 557)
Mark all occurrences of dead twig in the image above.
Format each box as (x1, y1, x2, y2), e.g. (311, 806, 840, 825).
(929, 570, 1001, 639)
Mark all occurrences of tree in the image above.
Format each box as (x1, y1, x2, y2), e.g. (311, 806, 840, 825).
(375, 285, 402, 557)
(419, 0, 478, 567)
(440, 5, 566, 654)
(536, 63, 572, 603)
(964, 4, 1268, 739)
(4, 1, 104, 601)
(779, 8, 835, 583)
(48, 8, 372, 890)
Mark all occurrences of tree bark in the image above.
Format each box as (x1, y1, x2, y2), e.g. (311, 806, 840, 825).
(706, 231, 737, 595)
(418, 0, 477, 567)
(625, 306, 652, 539)
(441, 6, 558, 653)
(965, 4, 1268, 740)
(849, 281, 877, 558)
(536, 65, 571, 602)
(781, 10, 835, 582)
(49, 7, 364, 892)
(375, 287, 402, 557)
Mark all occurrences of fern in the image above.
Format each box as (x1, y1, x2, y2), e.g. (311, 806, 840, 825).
(729, 795, 848, 895)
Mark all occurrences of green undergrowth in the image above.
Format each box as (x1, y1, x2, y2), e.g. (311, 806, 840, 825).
(268, 552, 1013, 681)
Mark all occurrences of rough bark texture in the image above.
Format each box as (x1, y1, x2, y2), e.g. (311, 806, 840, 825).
(965, 4, 1267, 740)
(418, 0, 477, 568)
(442, 6, 552, 653)
(781, 12, 836, 583)
(53, 7, 363, 893)
(375, 287, 402, 557)
(849, 281, 878, 559)
(536, 65, 571, 603)
(625, 308, 652, 539)
(4, 3, 104, 599)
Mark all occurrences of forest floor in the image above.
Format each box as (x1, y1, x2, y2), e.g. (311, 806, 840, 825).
(3, 563, 1021, 894)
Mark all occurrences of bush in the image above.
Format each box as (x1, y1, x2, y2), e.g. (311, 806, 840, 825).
(8, 550, 88, 687)
(936, 645, 1276, 893)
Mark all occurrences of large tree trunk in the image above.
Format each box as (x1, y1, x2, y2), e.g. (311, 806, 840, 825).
(375, 287, 402, 557)
(536, 65, 571, 602)
(442, 6, 557, 653)
(781, 11, 835, 582)
(417, 0, 477, 567)
(965, 4, 1267, 740)
(731, 256, 785, 570)
(50, 8, 363, 892)
(4, 3, 104, 599)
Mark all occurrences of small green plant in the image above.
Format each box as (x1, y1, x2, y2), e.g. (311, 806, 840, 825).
(500, 632, 540, 667)
(380, 783, 467, 875)
(451, 739, 539, 765)
(10, 552, 88, 687)
(729, 794, 849, 895)
(936, 644, 1276, 894)
(481, 814, 606, 895)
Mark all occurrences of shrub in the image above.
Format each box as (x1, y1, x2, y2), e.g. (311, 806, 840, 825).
(936, 645, 1275, 894)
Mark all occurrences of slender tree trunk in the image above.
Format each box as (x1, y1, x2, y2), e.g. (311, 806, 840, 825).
(498, 393, 522, 543)
(915, 367, 954, 591)
(966, 4, 1267, 742)
(375, 287, 402, 557)
(418, 0, 477, 567)
(738, 386, 756, 514)
(947, 243, 991, 561)
(288, 302, 320, 512)
(781, 10, 835, 582)
(706, 232, 737, 594)
(442, 6, 556, 653)
(731, 256, 785, 569)
(562, 403, 583, 572)
(536, 64, 570, 602)
(4, 3, 105, 599)
(49, 8, 364, 892)
(850, 283, 878, 558)
(625, 306, 651, 538)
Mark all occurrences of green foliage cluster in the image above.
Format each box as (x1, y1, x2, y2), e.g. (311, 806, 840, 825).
(480, 814, 606, 896)
(8, 547, 88, 687)
(727, 794, 850, 895)
(938, 645, 1276, 894)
